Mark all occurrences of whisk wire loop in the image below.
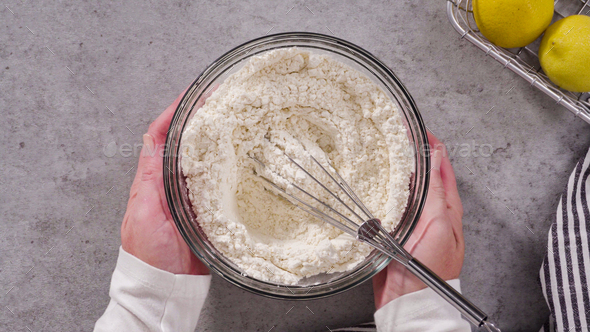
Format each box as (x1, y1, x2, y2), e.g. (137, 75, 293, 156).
(307, 155, 374, 219)
(283, 153, 367, 225)
(257, 174, 358, 235)
(251, 149, 499, 330)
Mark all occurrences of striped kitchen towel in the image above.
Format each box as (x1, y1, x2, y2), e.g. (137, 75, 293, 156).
(540, 148, 590, 332)
(331, 322, 377, 331)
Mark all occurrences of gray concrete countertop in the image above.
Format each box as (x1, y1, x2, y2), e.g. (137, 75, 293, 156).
(2, 1, 589, 331)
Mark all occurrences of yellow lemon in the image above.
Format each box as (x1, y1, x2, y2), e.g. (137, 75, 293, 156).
(539, 15, 590, 93)
(473, 0, 554, 48)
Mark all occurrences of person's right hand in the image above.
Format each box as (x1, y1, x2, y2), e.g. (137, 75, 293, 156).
(372, 132, 465, 310)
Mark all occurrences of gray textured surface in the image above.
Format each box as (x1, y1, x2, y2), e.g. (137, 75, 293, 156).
(1, 0, 589, 331)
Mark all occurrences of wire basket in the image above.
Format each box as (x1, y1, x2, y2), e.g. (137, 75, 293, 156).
(446, 0, 590, 124)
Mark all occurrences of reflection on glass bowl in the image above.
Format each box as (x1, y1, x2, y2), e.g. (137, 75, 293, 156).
(163, 32, 430, 300)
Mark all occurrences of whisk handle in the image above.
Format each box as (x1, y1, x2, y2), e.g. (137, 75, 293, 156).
(406, 258, 496, 329)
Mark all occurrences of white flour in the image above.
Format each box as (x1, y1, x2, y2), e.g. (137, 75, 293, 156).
(181, 48, 412, 285)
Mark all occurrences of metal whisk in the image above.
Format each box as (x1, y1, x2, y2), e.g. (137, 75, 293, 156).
(250, 152, 501, 332)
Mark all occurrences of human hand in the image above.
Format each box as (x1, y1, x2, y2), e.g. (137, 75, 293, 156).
(121, 92, 209, 275)
(372, 132, 465, 310)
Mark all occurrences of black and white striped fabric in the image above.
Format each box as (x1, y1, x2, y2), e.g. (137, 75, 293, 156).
(540, 148, 590, 332)
(336, 150, 590, 332)
(332, 322, 377, 331)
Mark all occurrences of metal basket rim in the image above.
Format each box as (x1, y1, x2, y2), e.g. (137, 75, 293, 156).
(446, 0, 590, 124)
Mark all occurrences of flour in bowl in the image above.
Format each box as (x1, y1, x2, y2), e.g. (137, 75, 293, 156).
(181, 48, 413, 285)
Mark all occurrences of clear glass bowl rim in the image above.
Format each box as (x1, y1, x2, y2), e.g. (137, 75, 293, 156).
(163, 32, 430, 300)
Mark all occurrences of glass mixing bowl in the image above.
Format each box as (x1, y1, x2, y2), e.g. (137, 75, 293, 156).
(164, 32, 430, 300)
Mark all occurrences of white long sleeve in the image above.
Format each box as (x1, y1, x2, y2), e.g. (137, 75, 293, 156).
(95, 248, 469, 331)
(94, 247, 211, 332)
(374, 279, 471, 332)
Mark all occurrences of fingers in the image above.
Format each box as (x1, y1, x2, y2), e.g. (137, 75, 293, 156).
(426, 131, 463, 217)
(440, 151, 463, 217)
(132, 86, 218, 192)
(134, 90, 188, 187)
(147, 91, 186, 144)
(127, 133, 160, 199)
(426, 131, 464, 245)
(440, 153, 464, 244)
(139, 133, 163, 182)
(427, 131, 441, 149)
(147, 85, 217, 144)
(409, 144, 447, 246)
(426, 135, 446, 206)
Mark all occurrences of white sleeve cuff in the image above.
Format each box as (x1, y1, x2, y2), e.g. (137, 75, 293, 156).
(374, 279, 471, 332)
(94, 246, 211, 332)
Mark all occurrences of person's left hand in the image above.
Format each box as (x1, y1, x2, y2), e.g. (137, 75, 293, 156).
(121, 92, 209, 275)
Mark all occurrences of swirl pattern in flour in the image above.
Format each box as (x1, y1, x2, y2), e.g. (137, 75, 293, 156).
(181, 48, 413, 285)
